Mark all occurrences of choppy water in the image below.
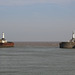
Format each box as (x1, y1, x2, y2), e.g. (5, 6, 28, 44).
(0, 46, 75, 75)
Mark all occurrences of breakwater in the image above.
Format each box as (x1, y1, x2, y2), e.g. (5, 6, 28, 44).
(60, 42, 75, 48)
(14, 42, 59, 47)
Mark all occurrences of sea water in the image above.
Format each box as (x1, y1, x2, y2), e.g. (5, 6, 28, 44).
(0, 46, 75, 75)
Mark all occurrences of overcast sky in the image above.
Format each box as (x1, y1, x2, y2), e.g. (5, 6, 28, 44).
(0, 0, 75, 42)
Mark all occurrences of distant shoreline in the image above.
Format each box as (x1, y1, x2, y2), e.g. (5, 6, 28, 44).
(14, 42, 59, 47)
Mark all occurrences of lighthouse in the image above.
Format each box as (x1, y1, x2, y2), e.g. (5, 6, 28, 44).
(0, 32, 14, 47)
(2, 32, 7, 43)
(2, 32, 5, 39)
(69, 31, 75, 42)
(72, 32, 75, 39)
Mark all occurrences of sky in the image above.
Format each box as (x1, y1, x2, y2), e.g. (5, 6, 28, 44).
(0, 0, 75, 42)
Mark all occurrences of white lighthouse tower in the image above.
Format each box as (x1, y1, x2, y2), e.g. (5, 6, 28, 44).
(70, 31, 75, 42)
(2, 32, 5, 39)
(72, 32, 75, 39)
(2, 32, 7, 43)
